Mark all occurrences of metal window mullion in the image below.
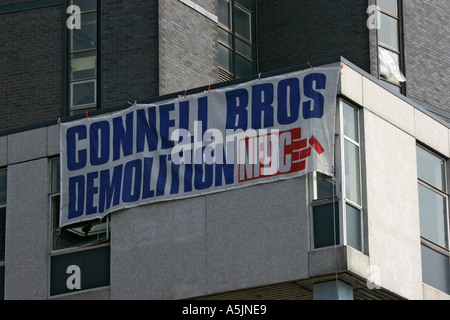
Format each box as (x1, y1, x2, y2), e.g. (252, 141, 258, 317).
(231, 0, 236, 76)
(378, 8, 398, 19)
(419, 179, 450, 249)
(378, 42, 400, 55)
(337, 100, 346, 246)
(70, 79, 97, 109)
(340, 100, 364, 250)
(70, 47, 97, 55)
(421, 237, 450, 258)
(418, 179, 448, 199)
(50, 241, 110, 258)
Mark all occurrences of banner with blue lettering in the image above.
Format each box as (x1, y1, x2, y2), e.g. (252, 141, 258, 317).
(59, 67, 340, 227)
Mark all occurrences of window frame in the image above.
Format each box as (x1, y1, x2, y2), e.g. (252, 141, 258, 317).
(0, 168, 6, 265)
(339, 100, 364, 252)
(417, 145, 449, 249)
(310, 99, 364, 253)
(218, 0, 255, 81)
(68, 0, 99, 115)
(70, 78, 97, 110)
(376, 0, 405, 93)
(417, 144, 450, 294)
(48, 157, 110, 298)
(0, 168, 6, 301)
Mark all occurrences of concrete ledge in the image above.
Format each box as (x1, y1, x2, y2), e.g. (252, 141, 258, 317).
(309, 246, 348, 277)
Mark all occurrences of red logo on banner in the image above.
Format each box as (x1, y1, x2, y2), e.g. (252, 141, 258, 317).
(238, 128, 325, 182)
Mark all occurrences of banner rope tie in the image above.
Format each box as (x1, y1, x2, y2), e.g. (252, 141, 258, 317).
(178, 89, 188, 98)
(340, 59, 349, 73)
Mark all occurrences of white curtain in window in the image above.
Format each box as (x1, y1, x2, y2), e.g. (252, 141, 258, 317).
(379, 47, 406, 83)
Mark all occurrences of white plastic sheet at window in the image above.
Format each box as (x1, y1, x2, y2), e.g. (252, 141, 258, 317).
(379, 47, 406, 83)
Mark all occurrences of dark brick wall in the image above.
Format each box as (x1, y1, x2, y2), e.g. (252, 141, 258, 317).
(101, 0, 159, 109)
(256, 0, 371, 73)
(0, 0, 37, 6)
(403, 0, 450, 113)
(0, 5, 62, 132)
(158, 0, 218, 95)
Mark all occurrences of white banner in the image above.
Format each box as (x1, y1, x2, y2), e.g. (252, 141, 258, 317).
(60, 67, 340, 227)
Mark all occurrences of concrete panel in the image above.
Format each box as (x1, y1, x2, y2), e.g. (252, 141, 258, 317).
(422, 284, 450, 301)
(346, 246, 370, 281)
(206, 177, 309, 295)
(362, 77, 415, 137)
(339, 66, 363, 106)
(363, 110, 423, 300)
(46, 124, 60, 157)
(51, 288, 110, 300)
(7, 127, 47, 164)
(5, 158, 48, 299)
(309, 246, 348, 277)
(0, 136, 6, 167)
(110, 196, 207, 300)
(414, 109, 450, 158)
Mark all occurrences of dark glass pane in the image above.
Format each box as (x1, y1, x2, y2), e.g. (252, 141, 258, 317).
(235, 54, 252, 78)
(313, 203, 340, 249)
(0, 170, 5, 204)
(218, 44, 233, 73)
(218, 28, 232, 47)
(71, 12, 97, 52)
(218, 0, 232, 29)
(346, 204, 362, 251)
(71, 50, 97, 81)
(50, 245, 110, 296)
(235, 37, 252, 59)
(417, 146, 446, 192)
(72, 80, 96, 107)
(418, 184, 447, 248)
(52, 195, 108, 250)
(0, 207, 5, 261)
(0, 266, 4, 300)
(236, 0, 252, 11)
(51, 159, 60, 194)
(421, 245, 450, 294)
(234, 6, 251, 41)
(378, 13, 398, 50)
(378, 0, 397, 15)
(343, 102, 359, 143)
(344, 140, 361, 205)
(72, 0, 97, 12)
(314, 172, 335, 200)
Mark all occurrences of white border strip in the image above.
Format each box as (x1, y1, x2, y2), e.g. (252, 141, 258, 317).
(178, 0, 218, 23)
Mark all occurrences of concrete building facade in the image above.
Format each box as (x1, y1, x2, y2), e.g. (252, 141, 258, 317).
(0, 0, 449, 300)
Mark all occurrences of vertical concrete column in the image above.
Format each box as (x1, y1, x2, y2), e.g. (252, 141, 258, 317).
(313, 280, 354, 300)
(5, 158, 48, 299)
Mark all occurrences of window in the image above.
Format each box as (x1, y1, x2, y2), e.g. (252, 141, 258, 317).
(311, 100, 364, 252)
(218, 0, 255, 82)
(68, 0, 98, 115)
(376, 0, 406, 92)
(417, 145, 450, 294)
(49, 158, 110, 297)
(0, 168, 6, 300)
